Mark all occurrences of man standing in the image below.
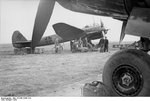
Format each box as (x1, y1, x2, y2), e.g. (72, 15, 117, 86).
(71, 39, 79, 52)
(54, 38, 63, 53)
(99, 37, 105, 52)
(104, 37, 109, 52)
(70, 40, 73, 51)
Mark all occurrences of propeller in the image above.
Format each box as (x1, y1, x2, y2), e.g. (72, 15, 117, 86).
(100, 18, 104, 28)
(100, 18, 108, 36)
(31, 0, 55, 50)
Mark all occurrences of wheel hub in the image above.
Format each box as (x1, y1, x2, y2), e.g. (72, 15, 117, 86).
(121, 73, 133, 86)
(112, 65, 143, 96)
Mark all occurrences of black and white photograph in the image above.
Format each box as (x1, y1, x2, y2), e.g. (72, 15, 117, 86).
(1, 0, 150, 99)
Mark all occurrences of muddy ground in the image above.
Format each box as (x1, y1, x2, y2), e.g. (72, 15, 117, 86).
(0, 43, 117, 96)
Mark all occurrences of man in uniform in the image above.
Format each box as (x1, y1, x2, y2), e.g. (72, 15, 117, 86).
(85, 37, 93, 51)
(104, 37, 109, 52)
(70, 40, 74, 51)
(54, 38, 63, 53)
(71, 39, 79, 52)
(99, 37, 105, 52)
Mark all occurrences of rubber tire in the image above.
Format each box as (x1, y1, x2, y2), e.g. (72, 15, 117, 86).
(102, 49, 150, 96)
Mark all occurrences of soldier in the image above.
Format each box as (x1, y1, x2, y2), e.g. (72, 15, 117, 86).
(54, 38, 59, 53)
(54, 38, 63, 53)
(99, 37, 105, 52)
(104, 37, 109, 52)
(72, 39, 78, 52)
(85, 37, 93, 51)
(70, 40, 73, 51)
(82, 38, 87, 47)
(78, 37, 83, 48)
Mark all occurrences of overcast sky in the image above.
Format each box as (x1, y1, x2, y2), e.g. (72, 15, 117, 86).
(0, 0, 139, 44)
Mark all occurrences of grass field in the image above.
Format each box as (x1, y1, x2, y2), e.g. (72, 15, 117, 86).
(0, 41, 132, 96)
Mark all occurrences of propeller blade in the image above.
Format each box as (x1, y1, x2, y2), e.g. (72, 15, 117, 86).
(119, 21, 127, 43)
(31, 0, 55, 49)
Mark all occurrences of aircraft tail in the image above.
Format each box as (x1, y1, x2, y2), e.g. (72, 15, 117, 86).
(12, 31, 27, 43)
(12, 31, 31, 48)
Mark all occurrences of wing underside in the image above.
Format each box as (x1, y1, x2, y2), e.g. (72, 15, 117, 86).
(53, 23, 85, 41)
(125, 8, 150, 38)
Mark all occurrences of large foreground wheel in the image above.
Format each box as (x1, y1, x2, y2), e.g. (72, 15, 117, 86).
(103, 49, 150, 96)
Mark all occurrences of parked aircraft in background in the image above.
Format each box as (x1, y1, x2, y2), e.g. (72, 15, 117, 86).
(12, 0, 150, 96)
(12, 22, 108, 49)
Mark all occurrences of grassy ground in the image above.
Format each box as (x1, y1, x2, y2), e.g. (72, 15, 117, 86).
(0, 42, 132, 96)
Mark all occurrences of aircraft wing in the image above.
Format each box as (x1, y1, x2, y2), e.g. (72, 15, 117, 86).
(56, 0, 128, 21)
(53, 23, 86, 41)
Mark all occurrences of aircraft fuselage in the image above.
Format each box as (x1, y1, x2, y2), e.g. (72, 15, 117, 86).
(12, 25, 105, 49)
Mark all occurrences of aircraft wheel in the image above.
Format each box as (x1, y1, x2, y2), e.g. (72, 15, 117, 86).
(103, 49, 150, 96)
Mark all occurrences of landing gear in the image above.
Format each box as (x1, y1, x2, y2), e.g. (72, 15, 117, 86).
(103, 49, 150, 96)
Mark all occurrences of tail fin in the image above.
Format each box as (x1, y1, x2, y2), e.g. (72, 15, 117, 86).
(12, 31, 27, 43)
(12, 31, 31, 48)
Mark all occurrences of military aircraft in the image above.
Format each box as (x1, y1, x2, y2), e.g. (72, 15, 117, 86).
(12, 0, 150, 96)
(12, 22, 107, 50)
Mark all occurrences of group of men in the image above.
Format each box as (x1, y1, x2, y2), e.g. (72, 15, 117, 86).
(70, 37, 94, 53)
(70, 36, 109, 53)
(54, 36, 109, 53)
